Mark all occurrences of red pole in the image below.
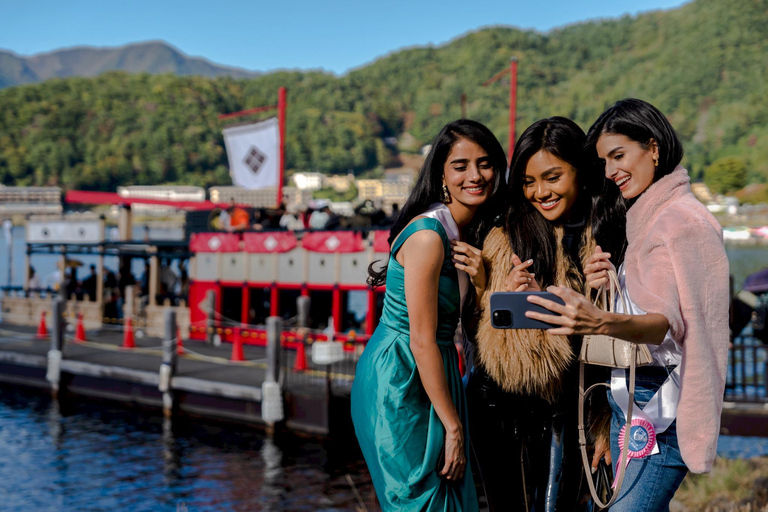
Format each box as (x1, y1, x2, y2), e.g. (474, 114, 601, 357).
(332, 286, 341, 334)
(277, 87, 286, 208)
(366, 289, 376, 335)
(270, 284, 280, 317)
(509, 57, 518, 165)
(241, 283, 250, 327)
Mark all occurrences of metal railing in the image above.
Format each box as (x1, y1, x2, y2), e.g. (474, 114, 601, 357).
(725, 330, 767, 403)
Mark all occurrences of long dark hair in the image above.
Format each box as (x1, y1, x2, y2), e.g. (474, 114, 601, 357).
(505, 117, 627, 287)
(585, 98, 684, 183)
(368, 119, 507, 287)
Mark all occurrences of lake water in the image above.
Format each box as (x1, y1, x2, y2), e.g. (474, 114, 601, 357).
(0, 384, 373, 512)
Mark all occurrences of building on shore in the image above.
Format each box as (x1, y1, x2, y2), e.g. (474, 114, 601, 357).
(209, 186, 312, 209)
(291, 172, 325, 191)
(0, 186, 62, 218)
(356, 176, 413, 211)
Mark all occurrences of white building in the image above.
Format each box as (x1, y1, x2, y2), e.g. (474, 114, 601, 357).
(292, 172, 325, 191)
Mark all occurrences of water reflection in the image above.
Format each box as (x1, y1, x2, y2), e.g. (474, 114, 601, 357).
(0, 385, 372, 511)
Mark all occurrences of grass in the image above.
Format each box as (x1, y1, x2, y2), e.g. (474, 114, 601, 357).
(672, 457, 768, 511)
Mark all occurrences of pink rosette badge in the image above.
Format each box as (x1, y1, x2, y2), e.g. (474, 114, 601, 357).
(612, 418, 657, 488)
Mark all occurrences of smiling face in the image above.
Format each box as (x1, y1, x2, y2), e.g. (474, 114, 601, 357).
(442, 137, 495, 212)
(523, 150, 580, 223)
(596, 133, 659, 199)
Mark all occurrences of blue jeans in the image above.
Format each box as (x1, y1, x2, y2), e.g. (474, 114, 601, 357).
(606, 366, 688, 512)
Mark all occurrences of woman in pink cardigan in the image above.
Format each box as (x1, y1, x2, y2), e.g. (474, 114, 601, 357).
(528, 99, 730, 511)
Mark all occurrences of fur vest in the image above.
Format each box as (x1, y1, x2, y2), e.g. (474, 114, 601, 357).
(475, 225, 596, 403)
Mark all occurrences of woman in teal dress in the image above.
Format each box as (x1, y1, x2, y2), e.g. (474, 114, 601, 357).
(351, 119, 506, 511)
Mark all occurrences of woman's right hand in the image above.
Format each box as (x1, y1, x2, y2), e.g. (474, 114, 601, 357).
(584, 245, 615, 290)
(439, 427, 466, 481)
(504, 254, 540, 292)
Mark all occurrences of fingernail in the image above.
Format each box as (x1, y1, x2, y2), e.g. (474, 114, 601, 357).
(591, 466, 597, 474)
(527, 259, 533, 264)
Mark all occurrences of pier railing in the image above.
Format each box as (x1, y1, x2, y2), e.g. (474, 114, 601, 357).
(725, 332, 768, 403)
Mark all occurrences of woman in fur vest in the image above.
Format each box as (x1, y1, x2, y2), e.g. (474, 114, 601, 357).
(528, 99, 729, 511)
(463, 117, 626, 511)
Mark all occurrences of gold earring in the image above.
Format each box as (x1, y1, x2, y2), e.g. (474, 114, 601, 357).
(442, 183, 452, 204)
(654, 157, 659, 167)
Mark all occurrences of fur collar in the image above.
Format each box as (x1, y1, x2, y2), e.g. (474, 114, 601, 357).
(475, 226, 593, 402)
(626, 166, 690, 245)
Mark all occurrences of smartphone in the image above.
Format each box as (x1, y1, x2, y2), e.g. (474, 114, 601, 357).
(490, 291, 565, 329)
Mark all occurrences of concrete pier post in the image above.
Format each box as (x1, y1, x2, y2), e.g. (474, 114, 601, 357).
(46, 297, 65, 398)
(159, 308, 177, 418)
(262, 316, 284, 430)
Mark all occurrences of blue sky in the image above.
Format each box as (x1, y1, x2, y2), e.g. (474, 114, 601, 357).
(1, 0, 689, 75)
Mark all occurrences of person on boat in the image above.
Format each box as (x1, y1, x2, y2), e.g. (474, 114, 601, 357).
(351, 119, 506, 511)
(463, 117, 626, 511)
(528, 99, 729, 511)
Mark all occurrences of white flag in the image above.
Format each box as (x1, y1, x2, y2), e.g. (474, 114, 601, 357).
(222, 117, 280, 189)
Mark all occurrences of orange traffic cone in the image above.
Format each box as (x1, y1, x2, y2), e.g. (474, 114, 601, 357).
(176, 325, 185, 356)
(74, 313, 86, 343)
(294, 338, 308, 371)
(36, 311, 48, 339)
(230, 328, 244, 362)
(122, 317, 135, 349)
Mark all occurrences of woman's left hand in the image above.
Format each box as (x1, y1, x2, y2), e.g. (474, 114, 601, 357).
(451, 241, 486, 296)
(525, 285, 607, 336)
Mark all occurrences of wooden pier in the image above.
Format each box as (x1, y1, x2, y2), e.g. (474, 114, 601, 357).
(0, 307, 354, 436)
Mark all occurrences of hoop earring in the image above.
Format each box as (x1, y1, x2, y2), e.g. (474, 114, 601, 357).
(442, 183, 452, 204)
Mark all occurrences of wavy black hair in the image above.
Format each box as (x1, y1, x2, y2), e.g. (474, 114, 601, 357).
(505, 117, 627, 287)
(585, 98, 684, 183)
(368, 119, 507, 287)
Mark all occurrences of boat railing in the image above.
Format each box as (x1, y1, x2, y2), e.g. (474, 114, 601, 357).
(725, 332, 768, 403)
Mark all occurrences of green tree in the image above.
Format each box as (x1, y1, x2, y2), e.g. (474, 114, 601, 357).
(705, 157, 748, 195)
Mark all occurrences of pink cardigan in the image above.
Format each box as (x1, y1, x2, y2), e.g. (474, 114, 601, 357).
(624, 166, 729, 474)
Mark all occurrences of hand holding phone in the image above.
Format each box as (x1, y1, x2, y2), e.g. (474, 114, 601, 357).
(490, 291, 565, 329)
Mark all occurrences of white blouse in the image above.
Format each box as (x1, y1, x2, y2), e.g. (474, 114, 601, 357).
(616, 263, 683, 367)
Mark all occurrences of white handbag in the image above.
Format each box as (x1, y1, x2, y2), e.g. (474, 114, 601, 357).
(579, 269, 652, 368)
(578, 268, 652, 509)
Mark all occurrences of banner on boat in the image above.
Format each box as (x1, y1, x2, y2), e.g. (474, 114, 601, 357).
(222, 117, 280, 189)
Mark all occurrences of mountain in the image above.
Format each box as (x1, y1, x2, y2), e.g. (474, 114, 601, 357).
(0, 0, 767, 192)
(0, 41, 256, 88)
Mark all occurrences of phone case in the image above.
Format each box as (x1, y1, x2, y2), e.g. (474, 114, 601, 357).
(489, 291, 565, 329)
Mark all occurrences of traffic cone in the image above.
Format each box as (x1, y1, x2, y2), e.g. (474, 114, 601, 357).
(122, 317, 135, 349)
(230, 328, 244, 362)
(36, 311, 48, 339)
(176, 325, 185, 356)
(74, 313, 86, 343)
(294, 338, 308, 371)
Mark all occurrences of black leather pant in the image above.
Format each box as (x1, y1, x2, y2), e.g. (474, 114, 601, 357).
(466, 367, 587, 512)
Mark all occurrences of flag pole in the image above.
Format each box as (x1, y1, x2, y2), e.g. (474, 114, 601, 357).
(509, 56, 518, 166)
(277, 87, 286, 209)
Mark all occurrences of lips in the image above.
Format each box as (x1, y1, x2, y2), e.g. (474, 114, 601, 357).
(615, 175, 631, 190)
(463, 184, 487, 195)
(539, 198, 561, 211)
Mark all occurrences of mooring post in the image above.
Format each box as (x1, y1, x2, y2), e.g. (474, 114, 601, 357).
(206, 290, 215, 345)
(297, 295, 310, 364)
(46, 297, 65, 399)
(159, 308, 177, 418)
(262, 316, 285, 433)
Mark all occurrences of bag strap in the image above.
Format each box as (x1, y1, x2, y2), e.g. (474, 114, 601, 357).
(578, 343, 638, 509)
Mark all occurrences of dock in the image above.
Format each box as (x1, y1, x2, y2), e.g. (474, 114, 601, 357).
(0, 309, 356, 436)
(1, 304, 767, 439)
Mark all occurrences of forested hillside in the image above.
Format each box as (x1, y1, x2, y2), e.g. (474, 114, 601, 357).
(0, 0, 766, 191)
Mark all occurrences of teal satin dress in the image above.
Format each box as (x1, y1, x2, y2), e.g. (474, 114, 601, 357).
(351, 218, 477, 511)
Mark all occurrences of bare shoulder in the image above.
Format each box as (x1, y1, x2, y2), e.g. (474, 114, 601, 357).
(396, 216, 445, 266)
